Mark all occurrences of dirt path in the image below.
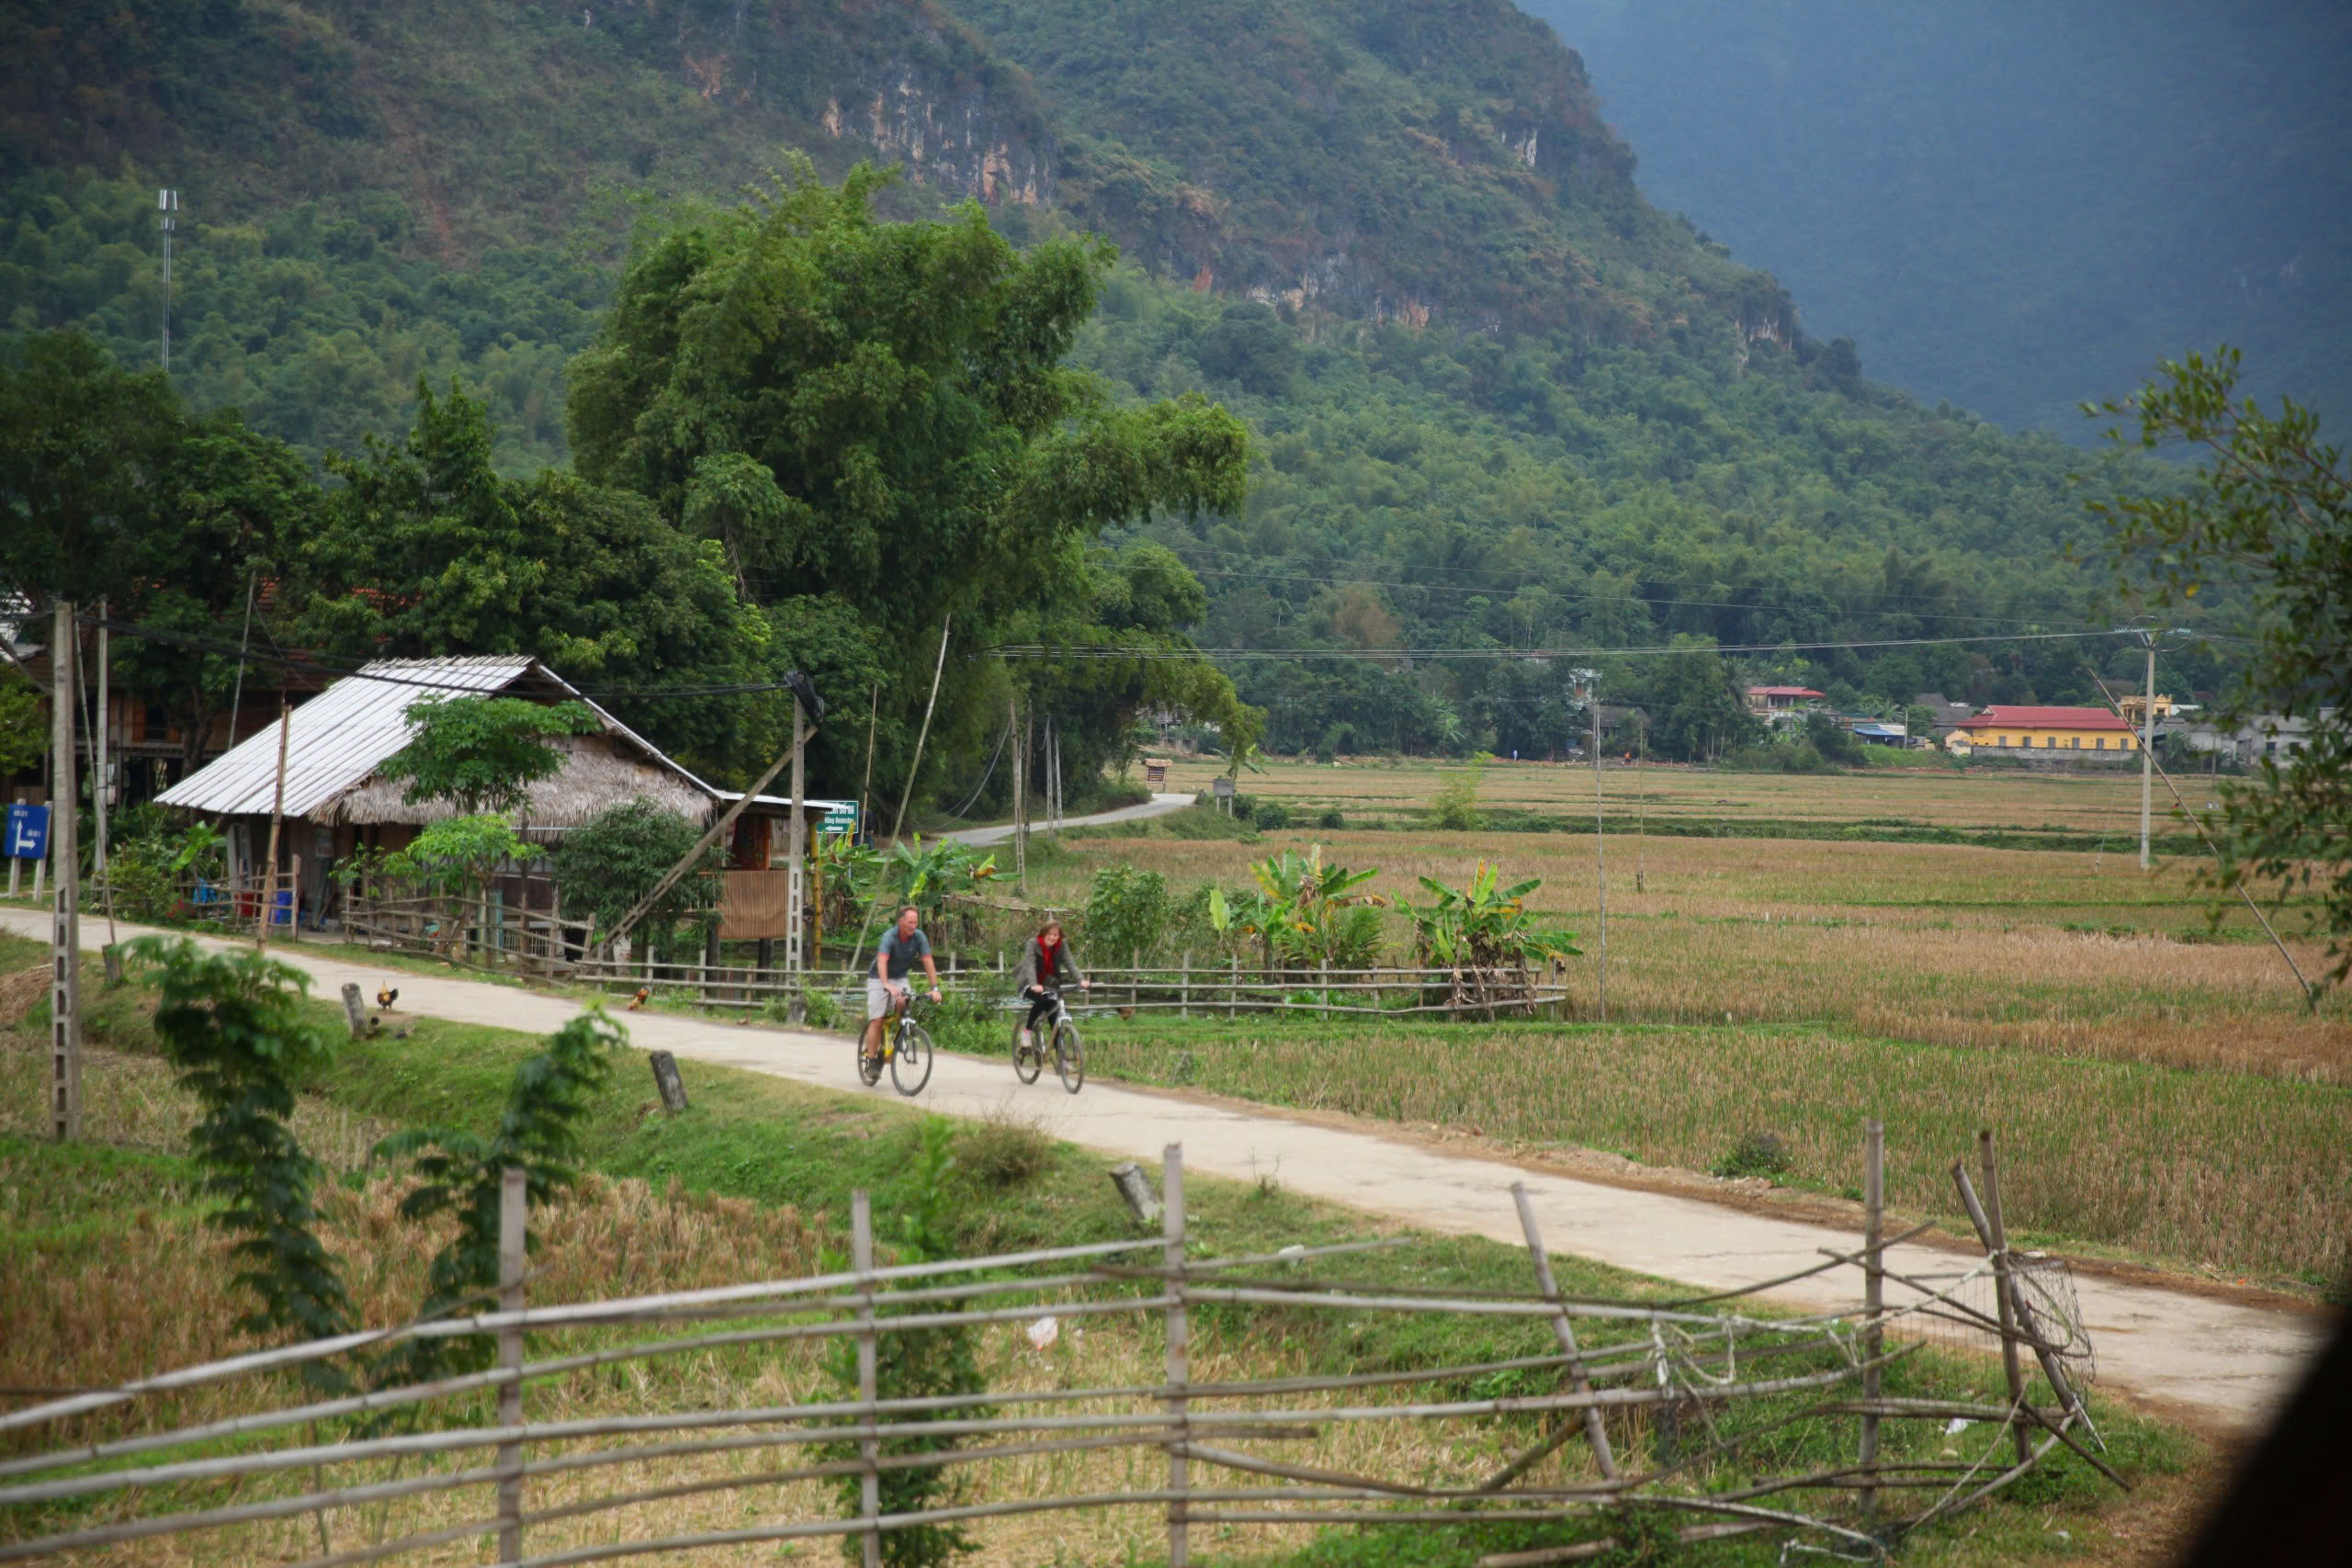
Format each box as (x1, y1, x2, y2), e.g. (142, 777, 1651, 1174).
(25, 911, 2325, 1434)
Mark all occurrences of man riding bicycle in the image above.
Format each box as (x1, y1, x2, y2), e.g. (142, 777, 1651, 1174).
(863, 904, 942, 1077)
(1013, 917, 1089, 1056)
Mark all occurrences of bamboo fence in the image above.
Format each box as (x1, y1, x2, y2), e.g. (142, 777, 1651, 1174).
(0, 1135, 2112, 1567)
(570, 951, 1579, 1021)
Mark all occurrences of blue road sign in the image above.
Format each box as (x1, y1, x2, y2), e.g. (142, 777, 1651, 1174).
(6, 804, 49, 862)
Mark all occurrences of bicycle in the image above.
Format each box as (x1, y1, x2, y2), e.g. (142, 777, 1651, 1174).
(860, 989, 935, 1096)
(1011, 987, 1084, 1094)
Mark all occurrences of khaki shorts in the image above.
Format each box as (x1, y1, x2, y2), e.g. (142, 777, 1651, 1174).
(865, 979, 904, 1021)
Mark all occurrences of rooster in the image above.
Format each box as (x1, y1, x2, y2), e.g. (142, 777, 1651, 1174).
(376, 984, 399, 1010)
(628, 986, 650, 1010)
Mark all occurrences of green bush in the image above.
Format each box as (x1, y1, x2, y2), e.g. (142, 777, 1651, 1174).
(1712, 1130, 1793, 1180)
(1317, 807, 1348, 829)
(957, 1110, 1055, 1191)
(1084, 863, 1171, 963)
(1430, 767, 1483, 830)
(1254, 801, 1293, 829)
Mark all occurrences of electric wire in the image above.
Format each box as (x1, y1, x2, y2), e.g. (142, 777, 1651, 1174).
(77, 615, 800, 703)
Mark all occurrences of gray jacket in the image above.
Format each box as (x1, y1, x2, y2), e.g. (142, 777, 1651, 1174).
(1013, 935, 1085, 991)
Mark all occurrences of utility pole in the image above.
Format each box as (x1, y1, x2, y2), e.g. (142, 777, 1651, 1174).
(1585, 671, 1608, 1025)
(93, 598, 108, 878)
(49, 600, 80, 1142)
(2139, 633, 2157, 871)
(1011, 694, 1027, 894)
(257, 697, 290, 954)
(786, 696, 807, 973)
(157, 190, 178, 372)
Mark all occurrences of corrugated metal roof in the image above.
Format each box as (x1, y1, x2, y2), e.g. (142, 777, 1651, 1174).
(157, 655, 549, 818)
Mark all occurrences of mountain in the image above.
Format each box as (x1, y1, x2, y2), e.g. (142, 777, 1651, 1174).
(1524, 0, 2352, 435)
(0, 0, 2210, 762)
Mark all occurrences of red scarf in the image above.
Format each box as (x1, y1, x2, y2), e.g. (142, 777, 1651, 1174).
(1038, 937, 1064, 979)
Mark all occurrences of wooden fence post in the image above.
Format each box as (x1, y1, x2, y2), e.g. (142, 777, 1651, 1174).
(1163, 1143, 1190, 1568)
(1860, 1118, 1884, 1515)
(339, 983, 368, 1040)
(1227, 954, 1238, 1021)
(1318, 958, 1329, 1021)
(1180, 951, 1190, 1019)
(853, 1190, 881, 1568)
(1510, 1182, 1617, 1480)
(496, 1166, 527, 1564)
(1951, 1141, 2031, 1467)
(1978, 1130, 2033, 1466)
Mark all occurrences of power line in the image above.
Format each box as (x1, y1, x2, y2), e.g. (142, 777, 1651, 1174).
(995, 628, 2132, 662)
(1182, 565, 2102, 630)
(81, 615, 799, 704)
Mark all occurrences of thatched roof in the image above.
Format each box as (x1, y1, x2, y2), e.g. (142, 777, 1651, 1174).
(158, 654, 718, 833)
(325, 734, 713, 829)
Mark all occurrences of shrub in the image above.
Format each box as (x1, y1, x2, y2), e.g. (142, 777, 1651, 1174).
(1712, 1130, 1792, 1180)
(1255, 800, 1292, 829)
(1085, 863, 1171, 963)
(822, 1118, 990, 1566)
(1430, 766, 1483, 830)
(1317, 807, 1347, 829)
(130, 937, 350, 1386)
(958, 1110, 1055, 1190)
(553, 796, 724, 953)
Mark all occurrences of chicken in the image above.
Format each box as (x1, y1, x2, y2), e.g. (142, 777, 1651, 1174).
(628, 987, 650, 1010)
(376, 984, 399, 1010)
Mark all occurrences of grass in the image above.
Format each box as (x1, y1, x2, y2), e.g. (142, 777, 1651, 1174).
(1067, 1011, 2352, 1288)
(0, 940, 2197, 1566)
(1170, 754, 2224, 838)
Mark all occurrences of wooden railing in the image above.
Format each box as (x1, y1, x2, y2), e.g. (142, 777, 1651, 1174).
(567, 954, 1577, 1020)
(0, 1136, 2106, 1567)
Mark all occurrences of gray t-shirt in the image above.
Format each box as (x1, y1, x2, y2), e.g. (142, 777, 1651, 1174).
(875, 926, 932, 980)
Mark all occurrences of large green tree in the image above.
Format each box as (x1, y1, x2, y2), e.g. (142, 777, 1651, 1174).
(566, 162, 1252, 821)
(0, 332, 320, 764)
(2094, 347, 2352, 994)
(299, 380, 768, 779)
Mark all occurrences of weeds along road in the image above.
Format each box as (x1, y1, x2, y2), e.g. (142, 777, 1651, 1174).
(16, 909, 2324, 1435)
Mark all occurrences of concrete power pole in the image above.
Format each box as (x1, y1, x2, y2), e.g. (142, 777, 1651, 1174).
(2139, 635, 2157, 871)
(158, 190, 178, 372)
(786, 697, 807, 972)
(49, 600, 80, 1142)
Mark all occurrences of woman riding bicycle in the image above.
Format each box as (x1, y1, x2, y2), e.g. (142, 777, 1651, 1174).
(1012, 918, 1089, 1056)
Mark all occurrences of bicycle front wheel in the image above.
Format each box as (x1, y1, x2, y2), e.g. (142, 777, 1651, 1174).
(891, 1021, 935, 1096)
(1012, 1012, 1043, 1084)
(1051, 1018, 1085, 1094)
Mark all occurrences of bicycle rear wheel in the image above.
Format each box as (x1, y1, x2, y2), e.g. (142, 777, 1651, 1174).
(1012, 1010, 1043, 1083)
(1051, 1017, 1084, 1094)
(890, 1020, 935, 1096)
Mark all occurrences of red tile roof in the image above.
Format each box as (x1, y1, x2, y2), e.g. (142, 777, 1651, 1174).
(1747, 685, 1826, 697)
(1954, 705, 2134, 731)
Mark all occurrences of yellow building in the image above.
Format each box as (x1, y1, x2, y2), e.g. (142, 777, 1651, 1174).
(1945, 705, 2143, 756)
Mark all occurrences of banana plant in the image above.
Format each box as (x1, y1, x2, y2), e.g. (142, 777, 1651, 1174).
(1402, 860, 1580, 969)
(1241, 845, 1386, 969)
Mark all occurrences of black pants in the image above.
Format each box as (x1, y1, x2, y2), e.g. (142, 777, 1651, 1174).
(1023, 987, 1057, 1032)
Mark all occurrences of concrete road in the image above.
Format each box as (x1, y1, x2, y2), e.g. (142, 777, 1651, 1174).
(16, 909, 2325, 1432)
(944, 792, 1193, 845)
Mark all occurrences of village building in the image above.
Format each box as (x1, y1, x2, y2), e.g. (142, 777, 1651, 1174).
(153, 654, 841, 939)
(1745, 685, 1826, 721)
(1943, 705, 2143, 759)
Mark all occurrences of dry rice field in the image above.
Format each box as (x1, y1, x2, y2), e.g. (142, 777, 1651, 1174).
(1157, 753, 2196, 835)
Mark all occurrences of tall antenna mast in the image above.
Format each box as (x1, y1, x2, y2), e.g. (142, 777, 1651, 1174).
(157, 189, 178, 371)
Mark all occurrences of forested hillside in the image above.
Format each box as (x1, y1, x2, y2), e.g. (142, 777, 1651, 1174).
(1531, 0, 2352, 436)
(1, 0, 2219, 789)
